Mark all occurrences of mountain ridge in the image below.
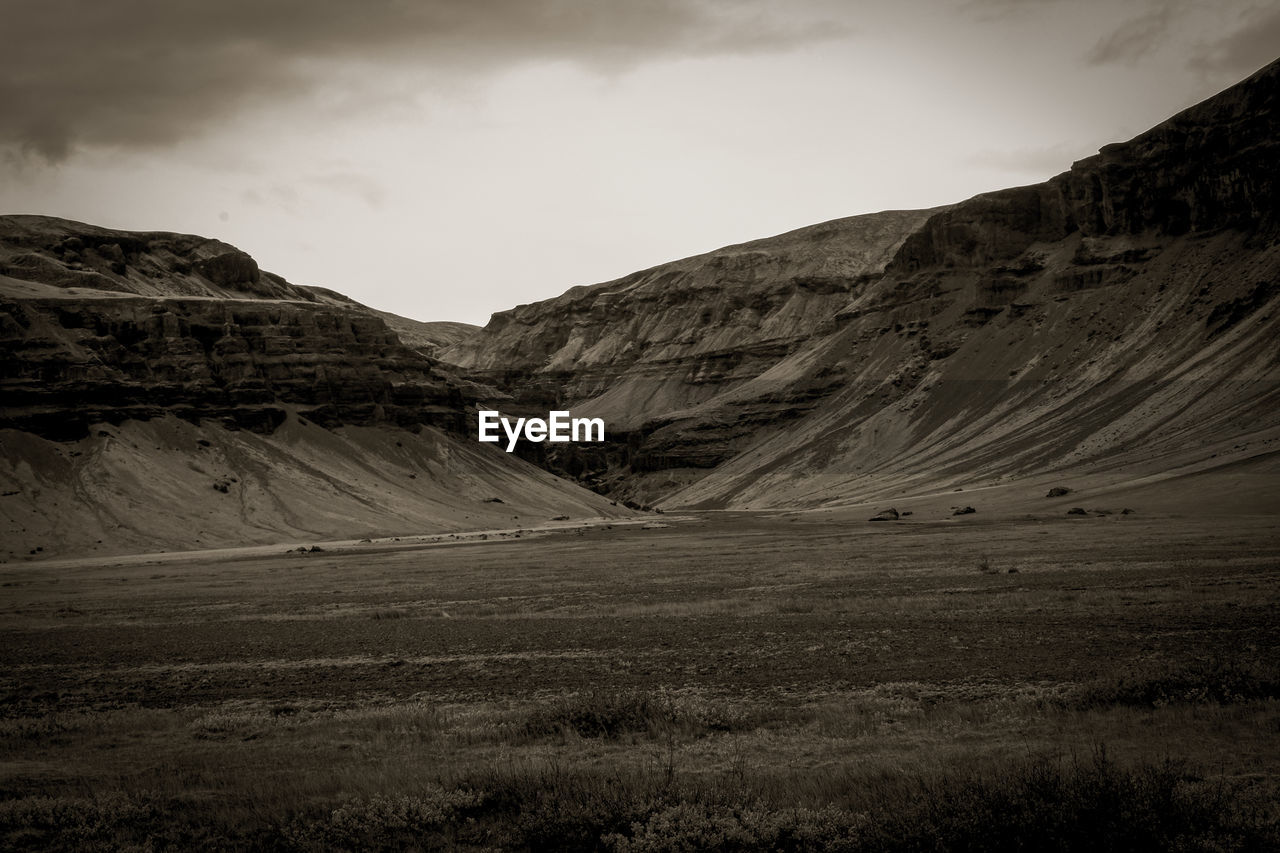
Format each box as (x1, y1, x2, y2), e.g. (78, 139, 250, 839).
(436, 56, 1280, 508)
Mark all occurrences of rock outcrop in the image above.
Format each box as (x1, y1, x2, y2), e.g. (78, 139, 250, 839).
(0, 215, 309, 301)
(0, 217, 470, 439)
(302, 285, 480, 356)
(1, 294, 470, 439)
(6, 58, 1278, 551)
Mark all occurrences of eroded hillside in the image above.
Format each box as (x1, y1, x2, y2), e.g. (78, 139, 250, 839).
(437, 58, 1280, 508)
(0, 217, 622, 559)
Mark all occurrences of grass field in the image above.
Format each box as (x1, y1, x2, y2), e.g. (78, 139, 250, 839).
(2, 509, 1278, 850)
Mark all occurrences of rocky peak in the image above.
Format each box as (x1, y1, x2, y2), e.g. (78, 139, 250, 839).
(0, 215, 312, 301)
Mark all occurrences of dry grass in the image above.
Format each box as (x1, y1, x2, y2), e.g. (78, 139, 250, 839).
(1, 512, 1278, 848)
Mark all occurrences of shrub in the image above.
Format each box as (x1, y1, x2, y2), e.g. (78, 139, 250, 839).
(4, 753, 1275, 851)
(1069, 656, 1280, 708)
(516, 691, 767, 741)
(609, 752, 1275, 852)
(282, 788, 486, 851)
(607, 802, 867, 852)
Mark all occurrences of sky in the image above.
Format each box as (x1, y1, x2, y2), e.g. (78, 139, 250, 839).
(1, 1, 1276, 326)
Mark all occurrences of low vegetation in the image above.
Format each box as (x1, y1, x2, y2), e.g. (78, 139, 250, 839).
(1068, 655, 1280, 709)
(2, 513, 1277, 849)
(2, 746, 1275, 851)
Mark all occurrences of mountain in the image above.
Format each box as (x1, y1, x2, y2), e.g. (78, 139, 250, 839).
(439, 209, 941, 499)
(5, 58, 1277, 556)
(0, 217, 620, 560)
(442, 207, 937, 430)
(436, 58, 1280, 509)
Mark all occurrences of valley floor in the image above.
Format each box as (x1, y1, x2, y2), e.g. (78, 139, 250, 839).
(1, 509, 1278, 850)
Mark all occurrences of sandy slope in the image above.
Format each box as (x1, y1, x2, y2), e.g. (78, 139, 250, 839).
(0, 413, 624, 561)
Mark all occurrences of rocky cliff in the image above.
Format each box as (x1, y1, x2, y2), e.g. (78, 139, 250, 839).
(438, 58, 1280, 508)
(0, 217, 622, 559)
(0, 217, 481, 439)
(1, 292, 471, 440)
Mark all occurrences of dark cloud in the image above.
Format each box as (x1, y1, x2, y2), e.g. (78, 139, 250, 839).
(1188, 5, 1280, 76)
(0, 0, 843, 164)
(1085, 2, 1179, 65)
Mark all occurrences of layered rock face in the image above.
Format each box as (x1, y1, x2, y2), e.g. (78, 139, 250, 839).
(5, 58, 1277, 549)
(666, 225, 1279, 508)
(438, 58, 1280, 507)
(1, 295, 470, 439)
(302, 285, 480, 356)
(662, 60, 1280, 507)
(0, 217, 465, 438)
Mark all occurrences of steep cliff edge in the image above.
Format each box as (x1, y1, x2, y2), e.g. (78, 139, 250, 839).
(440, 58, 1280, 508)
(889, 52, 1276, 275)
(0, 217, 622, 559)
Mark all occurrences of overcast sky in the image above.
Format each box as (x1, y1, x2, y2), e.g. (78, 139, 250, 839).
(2, 1, 1275, 325)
